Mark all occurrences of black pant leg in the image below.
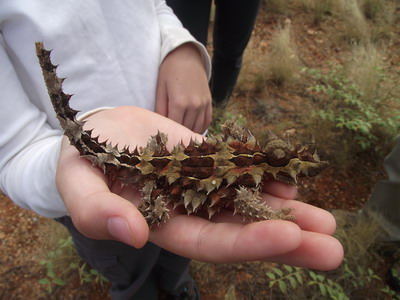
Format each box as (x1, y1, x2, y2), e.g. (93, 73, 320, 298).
(54, 216, 191, 300)
(211, 0, 262, 103)
(166, 0, 212, 46)
(156, 248, 191, 293)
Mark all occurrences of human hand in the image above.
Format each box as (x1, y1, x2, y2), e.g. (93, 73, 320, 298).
(56, 106, 343, 271)
(155, 43, 212, 134)
(150, 180, 343, 270)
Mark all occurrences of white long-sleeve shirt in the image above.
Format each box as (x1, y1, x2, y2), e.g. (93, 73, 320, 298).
(0, 0, 210, 218)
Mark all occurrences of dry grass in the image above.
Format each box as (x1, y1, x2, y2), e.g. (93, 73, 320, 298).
(357, 0, 385, 20)
(265, 21, 300, 86)
(237, 20, 300, 92)
(264, 0, 291, 15)
(236, 39, 268, 94)
(338, 0, 371, 45)
(300, 0, 335, 24)
(333, 209, 384, 266)
(344, 44, 384, 103)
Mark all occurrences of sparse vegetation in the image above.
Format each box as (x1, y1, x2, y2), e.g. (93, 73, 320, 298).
(344, 44, 384, 102)
(338, 0, 371, 45)
(237, 21, 299, 92)
(264, 0, 291, 15)
(38, 236, 108, 294)
(300, 0, 335, 24)
(265, 22, 300, 86)
(358, 0, 385, 20)
(236, 40, 266, 93)
(261, 209, 400, 300)
(265, 261, 399, 300)
(304, 61, 399, 162)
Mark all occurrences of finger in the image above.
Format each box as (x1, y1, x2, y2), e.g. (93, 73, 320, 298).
(71, 191, 149, 248)
(189, 96, 212, 134)
(192, 100, 212, 134)
(194, 191, 337, 235)
(262, 180, 298, 199)
(57, 142, 149, 248)
(155, 80, 168, 117)
(184, 103, 203, 134)
(149, 216, 302, 263)
(167, 98, 185, 126)
(182, 107, 197, 132)
(268, 231, 344, 271)
(262, 193, 337, 235)
(203, 101, 213, 131)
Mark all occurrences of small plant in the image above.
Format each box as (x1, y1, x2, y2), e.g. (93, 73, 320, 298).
(307, 271, 349, 300)
(74, 262, 108, 285)
(381, 285, 400, 300)
(39, 259, 66, 293)
(267, 265, 305, 294)
(266, 262, 398, 300)
(38, 236, 108, 294)
(266, 265, 349, 300)
(264, 211, 400, 299)
(38, 237, 72, 293)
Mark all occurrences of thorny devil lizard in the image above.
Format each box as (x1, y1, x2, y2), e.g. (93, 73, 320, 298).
(35, 42, 328, 227)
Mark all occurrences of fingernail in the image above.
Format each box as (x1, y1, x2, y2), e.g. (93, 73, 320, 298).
(108, 217, 135, 246)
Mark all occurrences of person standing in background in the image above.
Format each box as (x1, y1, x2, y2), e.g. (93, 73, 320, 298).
(165, 0, 262, 105)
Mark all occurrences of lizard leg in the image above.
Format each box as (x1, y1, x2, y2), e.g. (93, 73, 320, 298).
(139, 182, 170, 227)
(233, 186, 295, 222)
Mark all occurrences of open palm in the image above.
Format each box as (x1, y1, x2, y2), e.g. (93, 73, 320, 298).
(56, 106, 343, 271)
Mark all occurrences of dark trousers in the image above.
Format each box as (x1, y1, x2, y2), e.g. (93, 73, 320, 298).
(56, 216, 191, 300)
(166, 0, 261, 104)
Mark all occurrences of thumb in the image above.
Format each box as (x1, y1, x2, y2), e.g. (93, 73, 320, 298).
(68, 191, 149, 248)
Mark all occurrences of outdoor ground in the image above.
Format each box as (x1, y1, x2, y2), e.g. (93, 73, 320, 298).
(1, 1, 399, 299)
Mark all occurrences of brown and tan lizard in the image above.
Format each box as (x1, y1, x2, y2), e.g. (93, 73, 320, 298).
(35, 42, 328, 227)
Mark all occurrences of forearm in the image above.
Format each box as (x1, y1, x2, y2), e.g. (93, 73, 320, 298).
(155, 0, 211, 79)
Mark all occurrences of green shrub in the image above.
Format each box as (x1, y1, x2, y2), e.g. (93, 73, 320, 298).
(266, 261, 400, 300)
(264, 210, 400, 299)
(305, 64, 399, 153)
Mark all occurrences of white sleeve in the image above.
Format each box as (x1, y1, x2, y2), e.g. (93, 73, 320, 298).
(154, 0, 212, 80)
(0, 36, 68, 218)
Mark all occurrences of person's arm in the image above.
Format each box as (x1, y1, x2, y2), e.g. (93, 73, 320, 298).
(0, 38, 67, 217)
(153, 0, 212, 134)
